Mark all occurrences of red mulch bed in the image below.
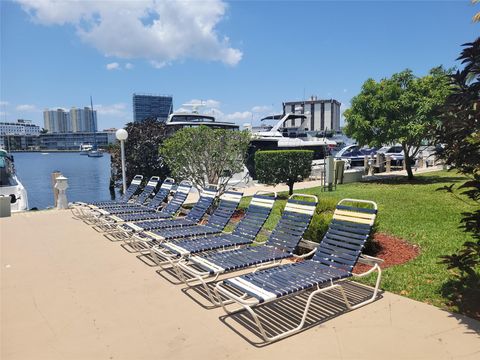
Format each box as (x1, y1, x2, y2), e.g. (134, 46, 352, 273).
(353, 233, 420, 273)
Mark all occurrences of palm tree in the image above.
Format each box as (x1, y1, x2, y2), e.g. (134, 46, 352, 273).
(474, 0, 480, 22)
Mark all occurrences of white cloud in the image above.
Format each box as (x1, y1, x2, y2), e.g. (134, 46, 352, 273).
(106, 62, 120, 70)
(0, 101, 9, 106)
(251, 105, 272, 113)
(16, 104, 38, 112)
(17, 0, 242, 67)
(224, 111, 252, 122)
(187, 99, 221, 109)
(125, 63, 134, 70)
(94, 103, 128, 116)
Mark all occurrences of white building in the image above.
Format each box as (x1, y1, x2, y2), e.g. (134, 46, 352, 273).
(0, 119, 41, 136)
(0, 119, 41, 149)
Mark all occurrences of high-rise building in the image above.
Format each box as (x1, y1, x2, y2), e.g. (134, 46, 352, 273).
(282, 98, 341, 132)
(43, 109, 70, 133)
(133, 93, 173, 122)
(70, 107, 97, 132)
(43, 107, 97, 133)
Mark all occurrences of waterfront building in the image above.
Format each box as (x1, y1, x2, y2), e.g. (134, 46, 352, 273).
(102, 128, 118, 144)
(70, 107, 98, 132)
(39, 132, 115, 150)
(133, 93, 173, 122)
(282, 97, 341, 132)
(0, 119, 41, 136)
(0, 120, 41, 150)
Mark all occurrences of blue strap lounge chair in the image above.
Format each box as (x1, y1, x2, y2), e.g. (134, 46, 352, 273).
(173, 194, 318, 304)
(91, 178, 177, 232)
(82, 176, 165, 225)
(149, 191, 277, 267)
(90, 175, 143, 206)
(214, 199, 380, 343)
(92, 176, 161, 210)
(122, 185, 217, 232)
(135, 190, 244, 246)
(106, 185, 218, 243)
(71, 175, 143, 218)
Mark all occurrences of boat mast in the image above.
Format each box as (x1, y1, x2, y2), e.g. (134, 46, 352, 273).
(90, 96, 97, 149)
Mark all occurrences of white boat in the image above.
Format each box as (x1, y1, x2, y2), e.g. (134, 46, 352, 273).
(246, 113, 337, 176)
(87, 149, 103, 157)
(79, 143, 93, 155)
(0, 149, 29, 212)
(164, 104, 239, 133)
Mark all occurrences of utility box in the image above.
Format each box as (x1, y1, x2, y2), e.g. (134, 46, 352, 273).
(0, 196, 11, 218)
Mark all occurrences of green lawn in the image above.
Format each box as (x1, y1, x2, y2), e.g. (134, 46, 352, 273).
(233, 170, 475, 314)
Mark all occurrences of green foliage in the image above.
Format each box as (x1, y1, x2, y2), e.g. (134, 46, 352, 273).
(344, 67, 451, 179)
(160, 126, 251, 194)
(255, 150, 313, 195)
(436, 38, 480, 318)
(303, 204, 334, 243)
(110, 119, 170, 188)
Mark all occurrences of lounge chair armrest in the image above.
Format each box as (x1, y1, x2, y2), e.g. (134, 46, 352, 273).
(292, 246, 317, 259)
(252, 239, 267, 245)
(358, 254, 384, 266)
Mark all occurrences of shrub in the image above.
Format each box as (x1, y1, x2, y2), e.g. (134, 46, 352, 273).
(255, 150, 313, 195)
(160, 126, 251, 195)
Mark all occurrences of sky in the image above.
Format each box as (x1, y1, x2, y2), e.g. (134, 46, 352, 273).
(0, 0, 478, 130)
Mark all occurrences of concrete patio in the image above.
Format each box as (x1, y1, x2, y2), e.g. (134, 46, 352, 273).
(1, 210, 479, 360)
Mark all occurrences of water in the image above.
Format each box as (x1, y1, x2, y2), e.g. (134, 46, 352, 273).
(13, 152, 116, 209)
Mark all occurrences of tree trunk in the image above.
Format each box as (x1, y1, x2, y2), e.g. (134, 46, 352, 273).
(402, 143, 414, 180)
(287, 180, 294, 195)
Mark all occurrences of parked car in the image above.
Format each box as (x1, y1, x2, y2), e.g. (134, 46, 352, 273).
(335, 144, 378, 168)
(376, 145, 405, 166)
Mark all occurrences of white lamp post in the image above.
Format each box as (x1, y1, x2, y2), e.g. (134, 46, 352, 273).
(115, 128, 128, 194)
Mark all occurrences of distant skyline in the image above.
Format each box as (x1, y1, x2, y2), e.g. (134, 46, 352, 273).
(1, 0, 478, 129)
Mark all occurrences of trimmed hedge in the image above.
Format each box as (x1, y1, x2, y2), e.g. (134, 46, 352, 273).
(255, 150, 314, 195)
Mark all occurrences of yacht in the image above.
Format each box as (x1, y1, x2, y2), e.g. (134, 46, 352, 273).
(79, 143, 93, 155)
(163, 104, 239, 134)
(0, 149, 28, 212)
(246, 113, 336, 177)
(87, 149, 103, 157)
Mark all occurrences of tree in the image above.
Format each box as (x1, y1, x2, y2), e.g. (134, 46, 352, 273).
(255, 150, 313, 195)
(473, 0, 480, 23)
(160, 126, 251, 194)
(344, 68, 451, 180)
(110, 119, 170, 189)
(437, 38, 480, 317)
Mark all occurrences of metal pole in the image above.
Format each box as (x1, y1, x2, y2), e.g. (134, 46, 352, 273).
(120, 139, 127, 194)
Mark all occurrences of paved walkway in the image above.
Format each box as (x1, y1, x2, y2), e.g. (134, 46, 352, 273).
(1, 210, 479, 360)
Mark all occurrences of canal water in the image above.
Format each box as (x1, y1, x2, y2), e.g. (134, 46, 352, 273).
(13, 152, 116, 209)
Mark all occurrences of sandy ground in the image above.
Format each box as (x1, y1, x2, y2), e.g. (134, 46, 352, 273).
(1, 209, 479, 360)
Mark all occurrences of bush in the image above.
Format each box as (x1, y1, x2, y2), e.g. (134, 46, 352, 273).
(303, 197, 377, 255)
(255, 150, 313, 195)
(160, 126, 250, 195)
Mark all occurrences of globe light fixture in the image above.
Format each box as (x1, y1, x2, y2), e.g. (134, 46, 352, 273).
(115, 128, 128, 141)
(115, 129, 128, 193)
